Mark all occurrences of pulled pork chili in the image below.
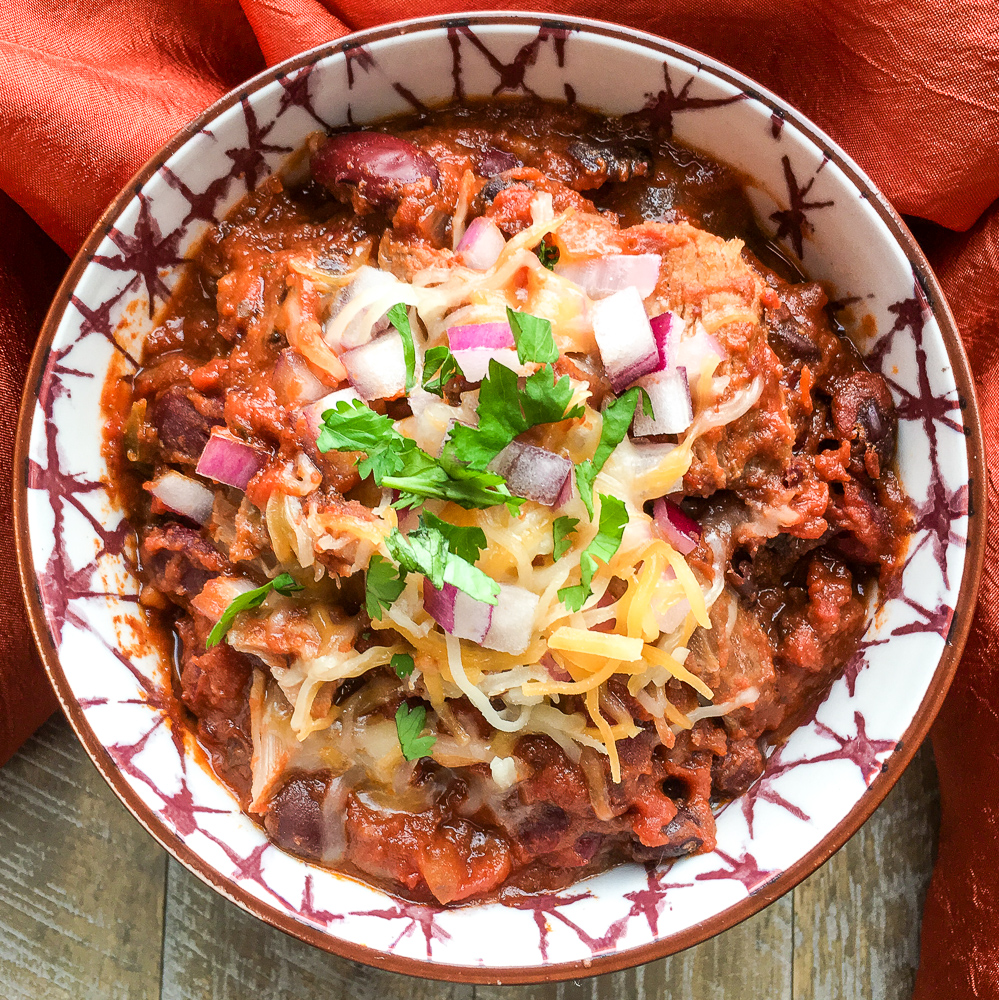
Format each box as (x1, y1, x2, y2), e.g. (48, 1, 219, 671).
(109, 100, 910, 904)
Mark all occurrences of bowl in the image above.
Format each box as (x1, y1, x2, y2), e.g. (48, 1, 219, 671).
(14, 11, 985, 982)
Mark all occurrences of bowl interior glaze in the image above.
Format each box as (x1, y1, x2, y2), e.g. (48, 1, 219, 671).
(15, 12, 983, 983)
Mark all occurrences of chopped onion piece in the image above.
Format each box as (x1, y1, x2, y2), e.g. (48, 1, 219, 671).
(456, 217, 506, 271)
(424, 582, 494, 643)
(301, 387, 361, 440)
(650, 312, 681, 371)
(556, 253, 661, 300)
(148, 470, 215, 525)
(450, 347, 523, 383)
(341, 331, 407, 400)
(447, 321, 515, 351)
(653, 497, 701, 556)
(482, 584, 540, 655)
(324, 265, 402, 350)
(676, 324, 725, 377)
(195, 429, 267, 491)
(272, 349, 329, 405)
(488, 441, 572, 507)
(590, 286, 660, 393)
(633, 368, 693, 436)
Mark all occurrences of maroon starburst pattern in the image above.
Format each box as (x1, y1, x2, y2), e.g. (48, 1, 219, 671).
(769, 155, 834, 259)
(810, 712, 896, 785)
(695, 849, 778, 894)
(638, 64, 745, 139)
(275, 64, 333, 129)
(300, 874, 345, 926)
(447, 23, 571, 101)
(160, 164, 237, 229)
(343, 43, 376, 88)
(350, 899, 451, 957)
(620, 864, 693, 936)
(91, 193, 185, 318)
(502, 888, 632, 960)
(224, 97, 293, 193)
(68, 283, 141, 366)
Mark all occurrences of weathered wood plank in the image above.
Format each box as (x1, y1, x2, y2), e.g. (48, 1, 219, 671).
(476, 897, 793, 1000)
(792, 739, 940, 1000)
(0, 714, 167, 1000)
(159, 858, 474, 1000)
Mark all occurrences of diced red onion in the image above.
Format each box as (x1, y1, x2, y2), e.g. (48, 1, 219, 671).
(540, 651, 572, 682)
(488, 441, 572, 507)
(272, 349, 329, 405)
(650, 312, 681, 371)
(556, 253, 661, 300)
(195, 429, 268, 491)
(324, 265, 401, 350)
(447, 322, 515, 351)
(675, 325, 724, 377)
(450, 347, 522, 383)
(653, 497, 701, 556)
(590, 286, 661, 393)
(633, 368, 693, 436)
(456, 217, 506, 271)
(424, 582, 494, 644)
(341, 331, 407, 400)
(147, 470, 215, 525)
(301, 387, 362, 439)
(482, 584, 540, 655)
(446, 322, 524, 380)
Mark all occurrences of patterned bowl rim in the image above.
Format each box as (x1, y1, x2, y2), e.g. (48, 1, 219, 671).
(13, 10, 987, 984)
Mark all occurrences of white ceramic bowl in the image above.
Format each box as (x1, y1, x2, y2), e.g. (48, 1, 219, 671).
(15, 12, 984, 982)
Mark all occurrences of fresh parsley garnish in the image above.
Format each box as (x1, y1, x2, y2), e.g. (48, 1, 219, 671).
(507, 307, 558, 364)
(422, 511, 488, 564)
(535, 241, 559, 270)
(552, 515, 580, 560)
(575, 387, 653, 518)
(386, 520, 500, 605)
(422, 345, 464, 397)
(395, 702, 437, 760)
(443, 360, 583, 473)
(318, 399, 523, 512)
(387, 302, 416, 392)
(558, 495, 629, 612)
(206, 572, 304, 648)
(365, 553, 407, 619)
(392, 653, 415, 678)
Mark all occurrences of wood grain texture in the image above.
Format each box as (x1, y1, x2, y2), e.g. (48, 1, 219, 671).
(0, 719, 940, 999)
(476, 897, 792, 1000)
(160, 859, 474, 1000)
(0, 714, 166, 1000)
(792, 741, 940, 1000)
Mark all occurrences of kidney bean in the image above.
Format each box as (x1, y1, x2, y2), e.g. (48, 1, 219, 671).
(831, 369, 897, 466)
(311, 132, 439, 208)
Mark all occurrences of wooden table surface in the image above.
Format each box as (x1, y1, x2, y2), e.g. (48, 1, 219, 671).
(0, 714, 939, 1000)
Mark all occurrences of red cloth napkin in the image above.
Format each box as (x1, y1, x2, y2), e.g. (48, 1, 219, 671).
(1, 2, 996, 993)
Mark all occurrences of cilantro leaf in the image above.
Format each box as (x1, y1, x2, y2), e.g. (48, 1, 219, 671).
(392, 653, 415, 678)
(576, 387, 646, 518)
(365, 554, 407, 619)
(317, 399, 414, 481)
(395, 702, 437, 761)
(535, 241, 559, 270)
(552, 515, 580, 560)
(507, 307, 558, 364)
(422, 511, 488, 564)
(443, 360, 583, 472)
(386, 523, 500, 604)
(558, 495, 629, 612)
(207, 572, 304, 648)
(318, 399, 523, 511)
(387, 303, 416, 392)
(422, 345, 464, 397)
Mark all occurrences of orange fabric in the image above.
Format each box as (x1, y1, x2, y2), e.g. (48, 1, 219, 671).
(0, 2, 996, 991)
